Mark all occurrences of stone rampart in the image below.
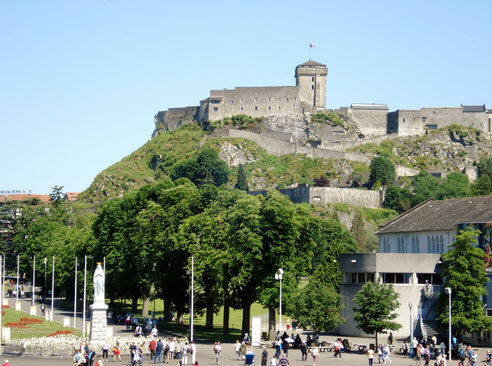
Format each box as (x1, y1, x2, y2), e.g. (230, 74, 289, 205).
(227, 129, 370, 164)
(248, 186, 380, 208)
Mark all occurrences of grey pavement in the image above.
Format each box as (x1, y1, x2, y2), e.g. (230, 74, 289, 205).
(0, 339, 478, 366)
(0, 299, 485, 365)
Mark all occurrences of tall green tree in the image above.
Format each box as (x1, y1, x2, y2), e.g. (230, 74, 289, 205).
(170, 148, 229, 187)
(411, 170, 440, 206)
(383, 186, 412, 213)
(353, 280, 401, 345)
(369, 157, 395, 189)
(436, 229, 492, 335)
(293, 279, 344, 333)
(436, 172, 471, 199)
(49, 185, 65, 206)
(235, 164, 249, 191)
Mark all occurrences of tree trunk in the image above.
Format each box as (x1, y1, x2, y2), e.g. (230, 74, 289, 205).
(141, 295, 150, 317)
(375, 332, 378, 348)
(241, 300, 252, 338)
(222, 290, 230, 335)
(131, 295, 138, 315)
(110, 291, 115, 309)
(268, 307, 276, 340)
(205, 298, 214, 330)
(164, 297, 173, 321)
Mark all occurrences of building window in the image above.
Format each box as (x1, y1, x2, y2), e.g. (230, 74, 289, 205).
(426, 124, 438, 130)
(294, 97, 297, 102)
(240, 106, 244, 111)
(268, 97, 271, 102)
(255, 106, 258, 111)
(240, 98, 244, 103)
(231, 100, 234, 104)
(293, 104, 296, 109)
(278, 106, 281, 110)
(268, 106, 271, 111)
(286, 98, 289, 102)
(312, 77, 314, 81)
(213, 107, 218, 112)
(312, 85, 314, 90)
(254, 97, 258, 102)
(440, 235, 444, 253)
(402, 118, 406, 123)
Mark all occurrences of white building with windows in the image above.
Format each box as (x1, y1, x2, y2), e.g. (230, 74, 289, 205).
(338, 195, 492, 342)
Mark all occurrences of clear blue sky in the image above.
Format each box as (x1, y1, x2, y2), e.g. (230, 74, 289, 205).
(1, 1, 491, 195)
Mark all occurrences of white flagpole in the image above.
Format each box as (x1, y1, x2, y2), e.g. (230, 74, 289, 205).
(32, 255, 35, 306)
(74, 257, 77, 329)
(51, 256, 55, 320)
(82, 255, 87, 337)
(16, 255, 19, 304)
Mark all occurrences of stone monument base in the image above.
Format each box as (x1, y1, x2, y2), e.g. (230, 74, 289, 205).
(90, 303, 108, 343)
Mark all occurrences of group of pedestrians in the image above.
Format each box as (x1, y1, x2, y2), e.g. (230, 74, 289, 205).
(151, 338, 197, 364)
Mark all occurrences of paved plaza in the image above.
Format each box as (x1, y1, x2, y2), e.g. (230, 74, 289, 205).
(2, 298, 488, 366)
(0, 339, 486, 366)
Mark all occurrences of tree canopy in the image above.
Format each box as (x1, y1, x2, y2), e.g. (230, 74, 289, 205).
(369, 157, 395, 189)
(436, 229, 492, 335)
(353, 280, 402, 345)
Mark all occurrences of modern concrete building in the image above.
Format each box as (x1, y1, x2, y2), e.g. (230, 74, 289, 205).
(339, 195, 492, 342)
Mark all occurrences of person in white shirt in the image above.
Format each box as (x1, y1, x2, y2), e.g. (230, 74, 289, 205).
(167, 338, 175, 362)
(234, 340, 241, 360)
(151, 326, 158, 337)
(182, 341, 189, 365)
(214, 341, 222, 364)
(190, 341, 197, 364)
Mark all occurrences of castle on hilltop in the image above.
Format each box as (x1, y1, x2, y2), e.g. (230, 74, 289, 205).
(154, 60, 491, 137)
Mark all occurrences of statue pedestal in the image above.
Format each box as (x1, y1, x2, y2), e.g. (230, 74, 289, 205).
(90, 303, 108, 343)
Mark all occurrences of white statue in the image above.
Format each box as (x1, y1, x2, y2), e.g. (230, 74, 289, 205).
(93, 263, 105, 305)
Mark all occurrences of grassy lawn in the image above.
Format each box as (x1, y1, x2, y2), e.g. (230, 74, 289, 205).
(2, 307, 82, 339)
(109, 299, 275, 341)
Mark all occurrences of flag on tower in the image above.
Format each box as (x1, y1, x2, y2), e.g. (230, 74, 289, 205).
(310, 43, 315, 48)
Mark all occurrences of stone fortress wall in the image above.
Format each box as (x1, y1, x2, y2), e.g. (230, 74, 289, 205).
(154, 60, 491, 139)
(249, 186, 381, 208)
(388, 105, 491, 136)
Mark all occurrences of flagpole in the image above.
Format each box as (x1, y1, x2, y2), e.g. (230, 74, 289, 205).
(309, 44, 311, 60)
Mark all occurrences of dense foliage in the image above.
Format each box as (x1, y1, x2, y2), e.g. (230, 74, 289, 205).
(369, 157, 395, 189)
(436, 229, 492, 335)
(353, 280, 401, 345)
(4, 181, 358, 337)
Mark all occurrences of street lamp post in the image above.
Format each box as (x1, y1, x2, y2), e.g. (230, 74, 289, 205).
(445, 287, 452, 361)
(74, 257, 78, 329)
(190, 256, 194, 342)
(51, 256, 55, 320)
(44, 258, 47, 305)
(409, 302, 413, 358)
(82, 255, 87, 338)
(275, 268, 283, 333)
(32, 255, 36, 306)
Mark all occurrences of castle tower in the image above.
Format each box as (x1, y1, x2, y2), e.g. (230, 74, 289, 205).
(295, 60, 328, 109)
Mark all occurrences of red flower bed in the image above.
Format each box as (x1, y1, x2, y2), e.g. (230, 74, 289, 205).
(2, 305, 10, 309)
(47, 330, 74, 337)
(5, 317, 44, 329)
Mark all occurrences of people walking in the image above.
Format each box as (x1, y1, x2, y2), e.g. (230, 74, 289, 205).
(234, 340, 241, 360)
(367, 346, 375, 366)
(214, 341, 222, 364)
(383, 344, 391, 364)
(311, 345, 319, 366)
(154, 339, 163, 364)
(261, 346, 268, 366)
